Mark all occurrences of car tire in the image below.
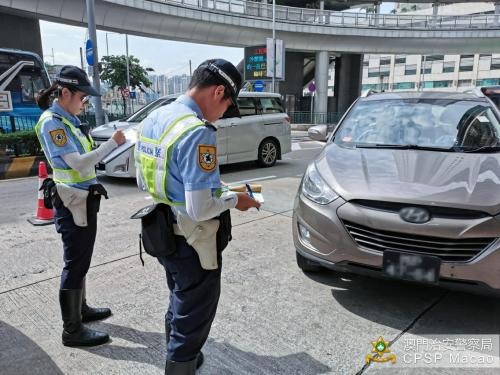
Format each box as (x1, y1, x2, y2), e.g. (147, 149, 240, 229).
(257, 138, 278, 167)
(296, 251, 322, 272)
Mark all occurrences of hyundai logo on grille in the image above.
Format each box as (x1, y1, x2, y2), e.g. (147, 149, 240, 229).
(399, 207, 431, 224)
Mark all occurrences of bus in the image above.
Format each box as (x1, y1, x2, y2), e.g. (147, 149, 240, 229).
(0, 48, 51, 133)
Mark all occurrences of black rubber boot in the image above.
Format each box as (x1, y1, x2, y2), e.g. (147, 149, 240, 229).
(165, 357, 197, 375)
(59, 289, 109, 347)
(81, 280, 112, 323)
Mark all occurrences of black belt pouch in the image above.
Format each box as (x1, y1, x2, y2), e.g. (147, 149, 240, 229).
(130, 203, 177, 257)
(216, 209, 232, 252)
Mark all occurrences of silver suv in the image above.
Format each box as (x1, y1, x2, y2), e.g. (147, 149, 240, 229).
(293, 90, 500, 295)
(91, 92, 291, 178)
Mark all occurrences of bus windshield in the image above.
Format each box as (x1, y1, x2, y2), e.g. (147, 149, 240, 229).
(0, 49, 50, 132)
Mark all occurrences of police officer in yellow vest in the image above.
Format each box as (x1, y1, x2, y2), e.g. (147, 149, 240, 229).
(35, 66, 126, 347)
(135, 59, 261, 374)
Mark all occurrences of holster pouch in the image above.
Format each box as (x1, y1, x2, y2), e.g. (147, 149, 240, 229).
(130, 204, 177, 262)
(40, 178, 63, 209)
(56, 184, 89, 227)
(87, 184, 108, 218)
(177, 212, 220, 270)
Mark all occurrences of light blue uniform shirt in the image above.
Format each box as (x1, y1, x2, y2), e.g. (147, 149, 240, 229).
(38, 100, 97, 190)
(139, 95, 221, 203)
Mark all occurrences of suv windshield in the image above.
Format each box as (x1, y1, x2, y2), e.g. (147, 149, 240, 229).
(333, 98, 500, 152)
(127, 98, 174, 122)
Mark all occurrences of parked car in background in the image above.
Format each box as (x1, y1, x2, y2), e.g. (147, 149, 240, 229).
(294, 89, 500, 295)
(91, 92, 291, 178)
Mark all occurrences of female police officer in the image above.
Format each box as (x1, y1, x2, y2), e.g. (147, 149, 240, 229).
(35, 66, 125, 347)
(135, 59, 260, 374)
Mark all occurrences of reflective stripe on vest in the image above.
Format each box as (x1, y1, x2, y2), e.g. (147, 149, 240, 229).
(35, 110, 97, 184)
(136, 114, 205, 205)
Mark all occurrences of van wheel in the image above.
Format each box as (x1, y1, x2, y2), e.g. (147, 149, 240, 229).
(296, 251, 322, 272)
(258, 139, 278, 167)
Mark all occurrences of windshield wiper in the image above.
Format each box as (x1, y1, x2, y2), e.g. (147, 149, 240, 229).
(461, 146, 500, 153)
(355, 143, 453, 151)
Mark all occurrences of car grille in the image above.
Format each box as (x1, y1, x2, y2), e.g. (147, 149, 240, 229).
(342, 220, 496, 262)
(349, 200, 489, 220)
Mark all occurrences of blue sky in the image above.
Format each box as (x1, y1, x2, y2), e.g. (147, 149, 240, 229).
(39, 2, 395, 76)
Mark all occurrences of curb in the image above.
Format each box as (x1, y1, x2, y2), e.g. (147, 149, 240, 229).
(0, 156, 51, 180)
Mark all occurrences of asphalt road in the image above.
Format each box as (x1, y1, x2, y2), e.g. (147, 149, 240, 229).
(0, 136, 499, 375)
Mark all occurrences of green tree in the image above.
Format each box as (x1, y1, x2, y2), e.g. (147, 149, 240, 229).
(99, 55, 153, 115)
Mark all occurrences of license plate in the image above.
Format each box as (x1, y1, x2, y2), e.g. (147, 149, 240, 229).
(383, 251, 441, 284)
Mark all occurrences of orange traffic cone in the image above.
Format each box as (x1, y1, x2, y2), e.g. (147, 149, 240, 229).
(27, 161, 54, 226)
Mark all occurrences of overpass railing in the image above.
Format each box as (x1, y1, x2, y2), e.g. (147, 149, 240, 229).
(159, 0, 500, 30)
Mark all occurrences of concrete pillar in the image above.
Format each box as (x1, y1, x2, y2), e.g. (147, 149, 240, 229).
(334, 54, 363, 116)
(261, 0, 268, 18)
(279, 51, 305, 113)
(495, 2, 500, 27)
(374, 1, 381, 27)
(432, 2, 439, 27)
(0, 13, 43, 58)
(314, 50, 329, 122)
(319, 0, 325, 24)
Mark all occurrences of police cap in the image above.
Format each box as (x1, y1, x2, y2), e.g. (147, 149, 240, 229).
(199, 59, 242, 117)
(55, 65, 100, 97)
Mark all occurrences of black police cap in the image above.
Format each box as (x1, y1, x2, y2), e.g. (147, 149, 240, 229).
(199, 59, 242, 117)
(55, 65, 100, 97)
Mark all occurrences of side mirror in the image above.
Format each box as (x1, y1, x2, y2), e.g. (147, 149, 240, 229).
(308, 124, 328, 141)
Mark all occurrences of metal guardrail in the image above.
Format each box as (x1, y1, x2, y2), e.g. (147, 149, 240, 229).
(289, 112, 340, 125)
(0, 115, 39, 133)
(0, 113, 125, 133)
(158, 0, 500, 30)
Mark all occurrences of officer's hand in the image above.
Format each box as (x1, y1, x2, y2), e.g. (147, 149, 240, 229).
(235, 193, 261, 211)
(112, 130, 126, 145)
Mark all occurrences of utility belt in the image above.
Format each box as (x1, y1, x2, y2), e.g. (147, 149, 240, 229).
(40, 178, 108, 227)
(130, 204, 232, 270)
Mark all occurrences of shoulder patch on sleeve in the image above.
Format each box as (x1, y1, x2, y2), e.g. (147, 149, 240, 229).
(198, 144, 217, 172)
(49, 129, 68, 147)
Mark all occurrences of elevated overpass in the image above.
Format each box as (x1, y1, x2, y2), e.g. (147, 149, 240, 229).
(1, 0, 499, 54)
(1, 0, 499, 117)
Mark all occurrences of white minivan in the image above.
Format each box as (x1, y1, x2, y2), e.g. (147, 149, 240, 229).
(91, 92, 292, 178)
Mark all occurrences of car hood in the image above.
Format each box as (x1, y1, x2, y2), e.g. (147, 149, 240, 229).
(316, 143, 500, 215)
(90, 120, 136, 139)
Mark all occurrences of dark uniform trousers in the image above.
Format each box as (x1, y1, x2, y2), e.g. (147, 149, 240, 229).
(158, 235, 222, 363)
(55, 207, 97, 290)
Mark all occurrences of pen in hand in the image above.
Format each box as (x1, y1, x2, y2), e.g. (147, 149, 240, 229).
(245, 183, 259, 211)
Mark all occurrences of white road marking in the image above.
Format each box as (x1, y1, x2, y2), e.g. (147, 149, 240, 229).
(229, 176, 277, 184)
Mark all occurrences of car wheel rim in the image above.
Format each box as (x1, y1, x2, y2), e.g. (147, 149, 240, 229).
(262, 142, 277, 164)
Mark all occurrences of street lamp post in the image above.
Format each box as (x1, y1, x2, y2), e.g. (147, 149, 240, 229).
(125, 34, 131, 114)
(272, 0, 276, 93)
(85, 0, 104, 125)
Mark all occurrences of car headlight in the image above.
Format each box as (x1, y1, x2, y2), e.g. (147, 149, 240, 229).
(301, 163, 338, 205)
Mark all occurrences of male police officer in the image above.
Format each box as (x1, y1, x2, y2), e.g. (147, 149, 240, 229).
(135, 59, 260, 374)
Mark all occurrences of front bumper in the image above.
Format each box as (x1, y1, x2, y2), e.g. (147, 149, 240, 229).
(293, 193, 500, 294)
(96, 145, 136, 178)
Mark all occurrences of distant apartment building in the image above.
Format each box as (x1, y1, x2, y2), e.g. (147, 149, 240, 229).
(168, 74, 190, 95)
(322, 2, 499, 96)
(361, 2, 499, 92)
(149, 74, 169, 96)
